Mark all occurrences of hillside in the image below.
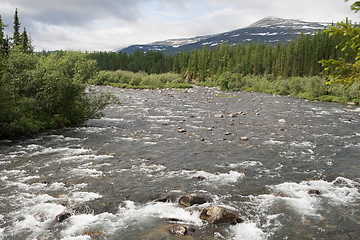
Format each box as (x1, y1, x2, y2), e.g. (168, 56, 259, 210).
(119, 17, 329, 55)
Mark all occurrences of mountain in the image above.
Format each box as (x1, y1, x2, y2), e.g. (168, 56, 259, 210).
(119, 17, 329, 55)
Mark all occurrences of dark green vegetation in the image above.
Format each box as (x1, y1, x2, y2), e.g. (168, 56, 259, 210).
(90, 70, 191, 89)
(0, 10, 115, 138)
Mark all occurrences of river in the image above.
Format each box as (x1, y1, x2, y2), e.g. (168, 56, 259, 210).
(0, 86, 359, 239)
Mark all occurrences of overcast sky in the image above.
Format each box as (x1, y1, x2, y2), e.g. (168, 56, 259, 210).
(0, 0, 358, 52)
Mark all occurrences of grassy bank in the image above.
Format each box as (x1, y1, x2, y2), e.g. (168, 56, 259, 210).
(200, 73, 360, 104)
(90, 70, 192, 89)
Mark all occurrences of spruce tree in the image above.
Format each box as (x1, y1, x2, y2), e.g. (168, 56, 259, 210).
(0, 15, 8, 55)
(12, 8, 21, 47)
(21, 27, 33, 53)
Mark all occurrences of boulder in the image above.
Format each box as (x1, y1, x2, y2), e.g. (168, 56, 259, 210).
(308, 189, 321, 195)
(178, 128, 187, 133)
(192, 176, 206, 181)
(156, 194, 180, 203)
(240, 136, 249, 141)
(167, 225, 192, 236)
(200, 206, 243, 225)
(179, 194, 211, 207)
(55, 205, 94, 222)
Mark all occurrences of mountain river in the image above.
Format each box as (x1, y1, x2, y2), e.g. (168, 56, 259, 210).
(0, 86, 359, 239)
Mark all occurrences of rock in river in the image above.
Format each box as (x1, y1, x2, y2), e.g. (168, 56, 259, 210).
(55, 205, 94, 222)
(200, 206, 244, 225)
(179, 193, 211, 207)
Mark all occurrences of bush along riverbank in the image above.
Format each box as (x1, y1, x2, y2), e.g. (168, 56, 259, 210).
(0, 50, 117, 138)
(90, 70, 193, 89)
(197, 73, 360, 104)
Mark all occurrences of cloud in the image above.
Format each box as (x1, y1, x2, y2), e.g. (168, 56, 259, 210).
(0, 0, 358, 51)
(0, 0, 147, 26)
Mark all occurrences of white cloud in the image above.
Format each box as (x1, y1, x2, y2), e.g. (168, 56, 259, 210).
(0, 0, 358, 51)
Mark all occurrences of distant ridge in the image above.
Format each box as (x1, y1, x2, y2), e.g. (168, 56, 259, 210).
(118, 17, 329, 55)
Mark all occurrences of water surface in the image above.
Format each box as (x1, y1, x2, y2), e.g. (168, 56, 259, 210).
(1, 86, 359, 239)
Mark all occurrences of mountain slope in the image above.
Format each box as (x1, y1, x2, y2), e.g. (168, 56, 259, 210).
(119, 17, 329, 55)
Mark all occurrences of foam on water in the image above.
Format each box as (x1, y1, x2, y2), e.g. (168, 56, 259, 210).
(117, 201, 203, 226)
(176, 170, 245, 185)
(229, 222, 266, 240)
(70, 168, 103, 178)
(69, 192, 103, 203)
(259, 177, 360, 217)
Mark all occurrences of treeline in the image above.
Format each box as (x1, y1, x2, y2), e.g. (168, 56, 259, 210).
(88, 31, 343, 80)
(0, 10, 114, 138)
(178, 32, 343, 81)
(89, 50, 174, 74)
(88, 29, 360, 103)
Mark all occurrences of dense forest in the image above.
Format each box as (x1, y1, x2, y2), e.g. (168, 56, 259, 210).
(89, 31, 342, 78)
(1, 1, 360, 138)
(88, 29, 359, 103)
(0, 10, 115, 138)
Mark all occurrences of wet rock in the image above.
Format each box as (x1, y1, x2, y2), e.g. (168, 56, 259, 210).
(279, 119, 287, 123)
(145, 224, 199, 239)
(200, 206, 244, 225)
(179, 194, 211, 207)
(193, 176, 206, 181)
(156, 194, 180, 203)
(55, 205, 94, 222)
(167, 225, 188, 236)
(240, 136, 249, 141)
(178, 128, 187, 133)
(82, 229, 103, 239)
(55, 212, 71, 222)
(308, 189, 321, 195)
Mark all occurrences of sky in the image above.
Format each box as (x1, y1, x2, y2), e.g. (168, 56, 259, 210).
(0, 0, 358, 52)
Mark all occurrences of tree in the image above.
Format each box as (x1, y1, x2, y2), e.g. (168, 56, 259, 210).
(12, 8, 21, 47)
(0, 15, 5, 53)
(21, 27, 33, 53)
(319, 1, 360, 86)
(0, 15, 10, 56)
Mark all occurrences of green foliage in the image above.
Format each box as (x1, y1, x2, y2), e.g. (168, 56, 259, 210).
(319, 1, 360, 101)
(0, 50, 115, 138)
(88, 50, 174, 74)
(208, 72, 358, 103)
(12, 8, 20, 47)
(319, 19, 360, 86)
(90, 70, 192, 89)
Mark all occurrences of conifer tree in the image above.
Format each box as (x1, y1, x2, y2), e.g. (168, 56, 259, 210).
(0, 15, 5, 51)
(12, 8, 21, 47)
(21, 27, 33, 53)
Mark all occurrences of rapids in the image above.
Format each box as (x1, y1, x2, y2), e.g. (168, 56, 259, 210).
(0, 86, 359, 239)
